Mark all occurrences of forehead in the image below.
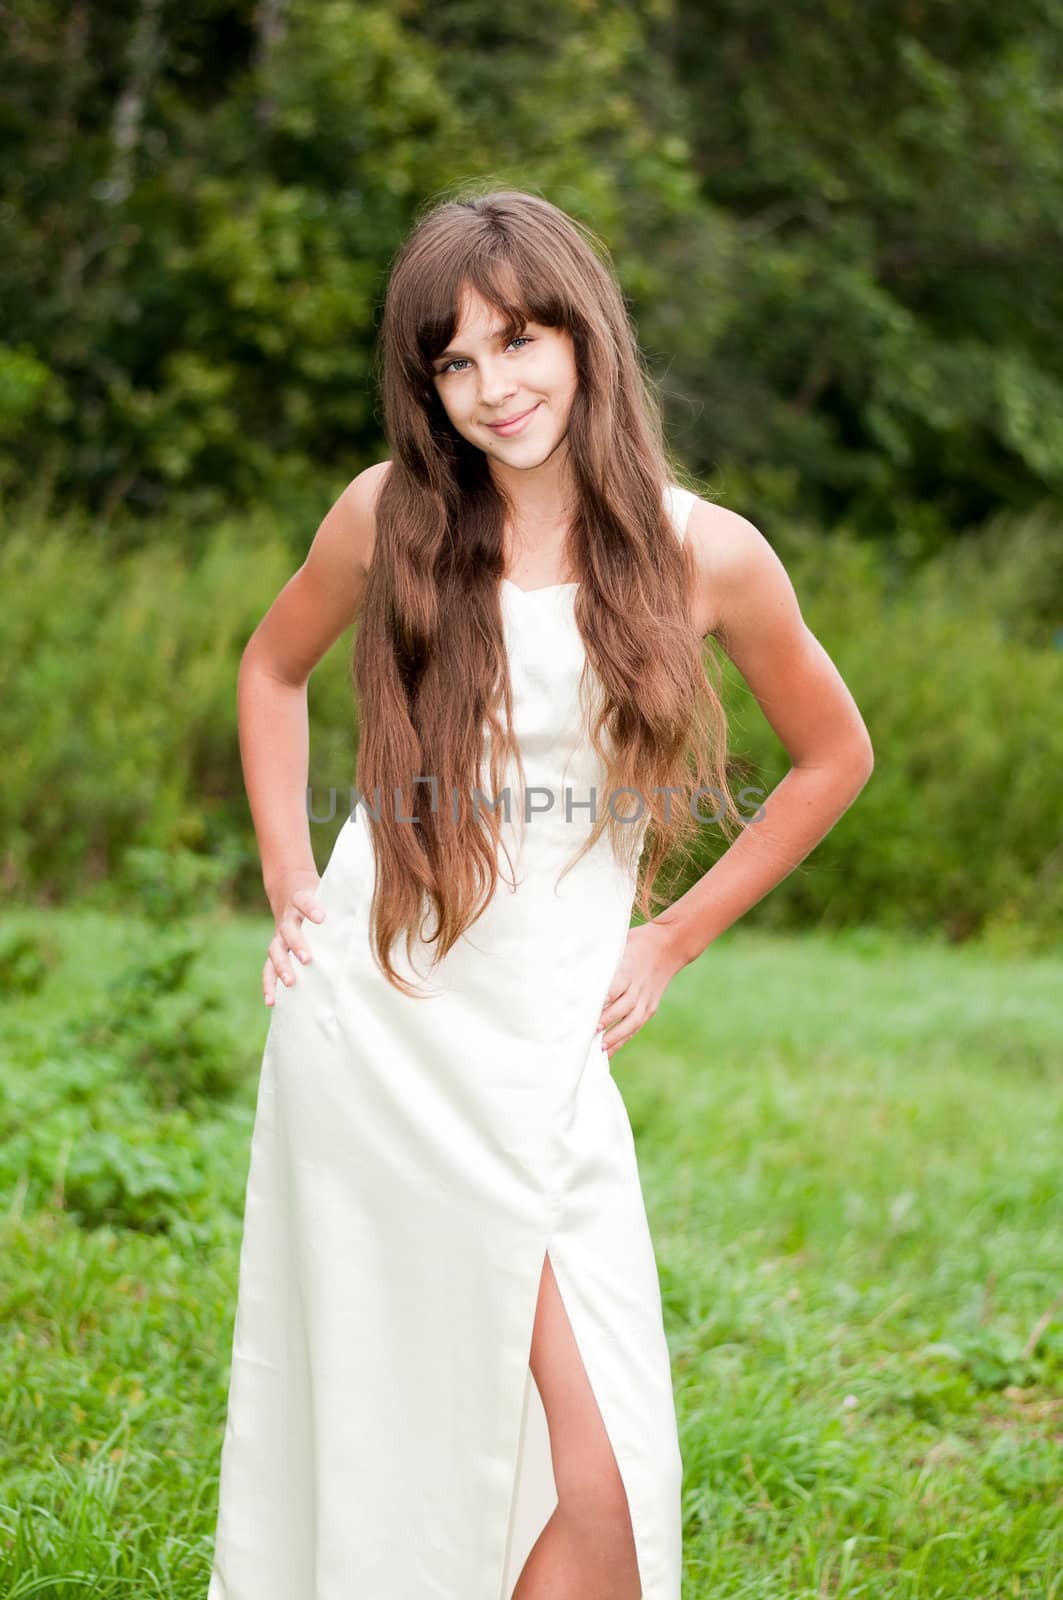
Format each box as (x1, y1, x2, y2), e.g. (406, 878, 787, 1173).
(430, 284, 539, 366)
(441, 286, 539, 354)
(419, 263, 566, 371)
(451, 285, 511, 334)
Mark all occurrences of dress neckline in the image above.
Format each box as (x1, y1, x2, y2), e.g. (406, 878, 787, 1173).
(500, 577, 579, 598)
(499, 485, 691, 597)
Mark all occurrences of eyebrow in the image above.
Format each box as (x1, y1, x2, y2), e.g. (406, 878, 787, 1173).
(433, 324, 520, 366)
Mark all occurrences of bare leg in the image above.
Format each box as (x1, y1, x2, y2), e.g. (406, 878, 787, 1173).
(511, 1250, 641, 1600)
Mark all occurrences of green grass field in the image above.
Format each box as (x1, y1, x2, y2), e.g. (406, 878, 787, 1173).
(1, 912, 1060, 1596)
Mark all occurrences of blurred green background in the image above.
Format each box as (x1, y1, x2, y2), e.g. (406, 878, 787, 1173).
(2, 0, 1062, 940)
(2, 1, 1061, 1594)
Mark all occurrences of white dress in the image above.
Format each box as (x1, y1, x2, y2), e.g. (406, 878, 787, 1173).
(207, 483, 699, 1599)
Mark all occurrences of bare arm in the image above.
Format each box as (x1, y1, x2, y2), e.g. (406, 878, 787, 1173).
(656, 499, 875, 968)
(238, 460, 387, 923)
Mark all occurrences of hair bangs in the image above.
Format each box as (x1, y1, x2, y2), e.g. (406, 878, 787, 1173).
(413, 243, 573, 385)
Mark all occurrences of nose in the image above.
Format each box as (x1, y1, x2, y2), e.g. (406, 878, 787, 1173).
(477, 355, 518, 408)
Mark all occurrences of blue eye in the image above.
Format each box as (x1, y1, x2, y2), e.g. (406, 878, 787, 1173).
(440, 335, 532, 375)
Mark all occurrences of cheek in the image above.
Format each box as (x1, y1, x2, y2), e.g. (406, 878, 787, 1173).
(435, 387, 470, 427)
(551, 368, 579, 421)
(555, 352, 579, 407)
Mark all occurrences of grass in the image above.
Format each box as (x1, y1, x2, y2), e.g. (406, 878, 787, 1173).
(0, 910, 1060, 1597)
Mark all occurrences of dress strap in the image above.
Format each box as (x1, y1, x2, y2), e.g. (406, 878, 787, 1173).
(662, 484, 698, 547)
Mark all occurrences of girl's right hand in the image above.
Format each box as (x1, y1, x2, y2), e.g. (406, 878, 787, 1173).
(263, 875, 326, 1007)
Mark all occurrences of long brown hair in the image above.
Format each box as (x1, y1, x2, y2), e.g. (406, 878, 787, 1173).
(354, 184, 742, 995)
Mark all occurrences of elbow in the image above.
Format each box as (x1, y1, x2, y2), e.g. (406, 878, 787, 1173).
(239, 629, 301, 689)
(237, 638, 263, 704)
(239, 622, 269, 675)
(793, 728, 874, 784)
(850, 732, 875, 794)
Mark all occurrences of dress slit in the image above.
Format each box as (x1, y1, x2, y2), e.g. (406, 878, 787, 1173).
(500, 1235, 645, 1599)
(498, 1227, 562, 1597)
(542, 1242, 646, 1593)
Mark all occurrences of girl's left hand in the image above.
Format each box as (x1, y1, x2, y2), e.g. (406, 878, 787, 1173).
(597, 921, 685, 1059)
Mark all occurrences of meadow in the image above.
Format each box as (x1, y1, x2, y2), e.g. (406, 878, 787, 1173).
(1, 910, 1059, 1597)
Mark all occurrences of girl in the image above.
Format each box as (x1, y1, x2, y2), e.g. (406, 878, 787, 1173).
(208, 187, 873, 1600)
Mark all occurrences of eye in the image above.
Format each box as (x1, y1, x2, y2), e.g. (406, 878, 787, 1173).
(439, 334, 533, 376)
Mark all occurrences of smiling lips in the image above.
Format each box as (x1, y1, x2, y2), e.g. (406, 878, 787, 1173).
(485, 403, 539, 435)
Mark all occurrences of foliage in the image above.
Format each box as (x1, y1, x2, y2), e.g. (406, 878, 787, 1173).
(70, 933, 249, 1114)
(670, 0, 1063, 541)
(2, 1, 1060, 543)
(0, 516, 355, 906)
(679, 508, 1063, 946)
(0, 928, 52, 1000)
(6, 502, 1061, 944)
(0, 913, 258, 1238)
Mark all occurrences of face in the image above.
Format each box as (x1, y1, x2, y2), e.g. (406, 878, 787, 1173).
(429, 286, 579, 472)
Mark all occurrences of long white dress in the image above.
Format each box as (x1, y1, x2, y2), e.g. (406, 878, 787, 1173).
(207, 483, 698, 1599)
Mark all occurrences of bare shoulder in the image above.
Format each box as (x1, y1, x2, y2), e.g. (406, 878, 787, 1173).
(310, 457, 391, 584)
(244, 459, 392, 687)
(685, 496, 793, 645)
(685, 495, 874, 771)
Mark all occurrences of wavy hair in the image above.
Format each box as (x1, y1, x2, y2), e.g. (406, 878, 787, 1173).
(354, 185, 743, 995)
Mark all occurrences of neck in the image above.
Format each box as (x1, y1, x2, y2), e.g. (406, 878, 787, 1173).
(489, 444, 578, 554)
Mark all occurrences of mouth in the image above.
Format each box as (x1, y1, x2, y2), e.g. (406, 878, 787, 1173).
(484, 403, 540, 436)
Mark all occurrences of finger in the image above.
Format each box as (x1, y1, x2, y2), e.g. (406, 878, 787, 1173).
(605, 1023, 635, 1058)
(268, 934, 299, 987)
(599, 1006, 629, 1048)
(603, 1002, 644, 1055)
(278, 913, 315, 967)
(292, 887, 325, 923)
(598, 980, 631, 1031)
(263, 956, 285, 1007)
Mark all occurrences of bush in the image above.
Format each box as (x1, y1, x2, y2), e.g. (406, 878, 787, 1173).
(0, 511, 355, 906)
(4, 504, 1061, 944)
(71, 934, 250, 1112)
(675, 506, 1063, 946)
